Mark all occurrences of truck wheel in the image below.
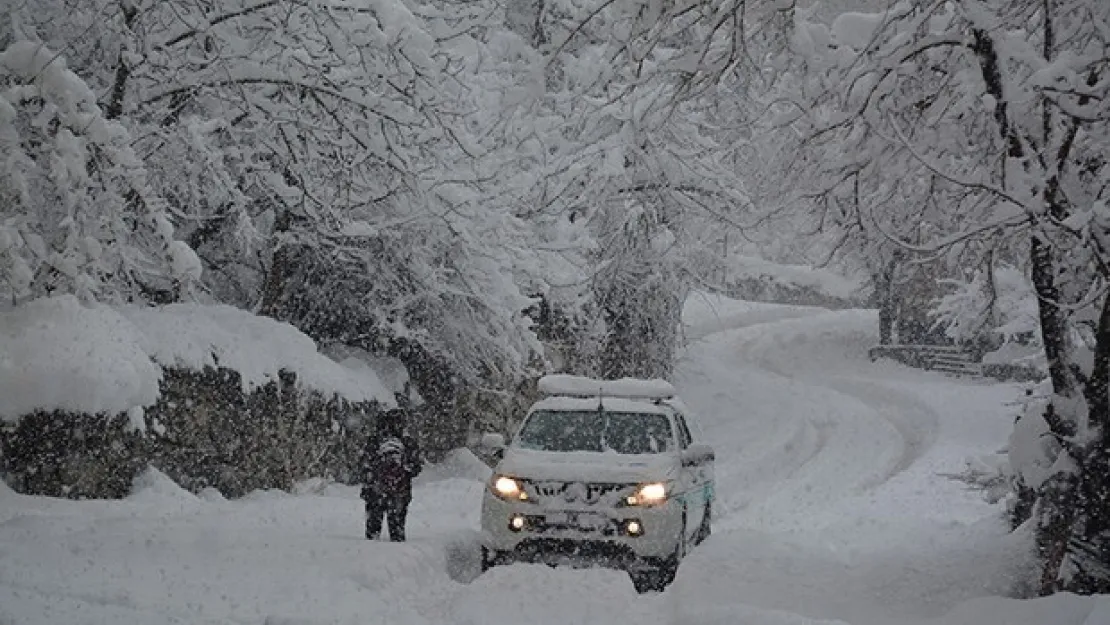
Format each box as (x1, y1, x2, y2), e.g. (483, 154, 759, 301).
(630, 514, 684, 593)
(480, 547, 506, 573)
(630, 556, 679, 593)
(696, 502, 712, 544)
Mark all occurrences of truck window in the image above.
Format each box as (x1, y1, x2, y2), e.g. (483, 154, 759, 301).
(675, 413, 693, 449)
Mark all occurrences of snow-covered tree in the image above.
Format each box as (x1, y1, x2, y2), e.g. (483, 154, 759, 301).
(933, 262, 1040, 349)
(497, 0, 764, 379)
(781, 0, 1110, 594)
(8, 1, 564, 416)
(0, 41, 198, 306)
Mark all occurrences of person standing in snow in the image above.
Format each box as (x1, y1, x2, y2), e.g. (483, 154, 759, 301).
(360, 408, 422, 541)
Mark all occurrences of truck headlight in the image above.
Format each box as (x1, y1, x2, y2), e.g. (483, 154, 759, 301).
(626, 482, 667, 506)
(491, 475, 528, 501)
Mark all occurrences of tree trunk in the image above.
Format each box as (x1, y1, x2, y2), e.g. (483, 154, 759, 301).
(104, 2, 139, 120)
(532, 0, 548, 46)
(1029, 235, 1079, 412)
(874, 255, 901, 346)
(257, 209, 293, 318)
(1067, 291, 1110, 593)
(972, 25, 1099, 594)
(1027, 197, 1086, 596)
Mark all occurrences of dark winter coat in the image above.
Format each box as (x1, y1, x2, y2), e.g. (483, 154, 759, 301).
(360, 429, 421, 498)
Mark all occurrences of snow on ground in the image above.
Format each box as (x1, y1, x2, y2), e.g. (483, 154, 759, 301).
(2, 292, 1107, 624)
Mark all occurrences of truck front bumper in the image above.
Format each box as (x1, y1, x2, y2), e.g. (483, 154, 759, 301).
(480, 489, 683, 565)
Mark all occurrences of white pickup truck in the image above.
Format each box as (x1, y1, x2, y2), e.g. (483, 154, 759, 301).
(479, 374, 716, 592)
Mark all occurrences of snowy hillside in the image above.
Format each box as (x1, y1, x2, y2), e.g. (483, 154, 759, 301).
(2, 295, 1106, 624)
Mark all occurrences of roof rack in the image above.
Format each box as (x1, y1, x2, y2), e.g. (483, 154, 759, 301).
(537, 374, 676, 401)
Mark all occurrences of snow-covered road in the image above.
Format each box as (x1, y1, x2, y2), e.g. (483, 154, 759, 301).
(3, 296, 1107, 625)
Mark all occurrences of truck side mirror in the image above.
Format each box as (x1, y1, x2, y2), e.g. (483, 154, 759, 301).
(481, 433, 506, 462)
(481, 433, 505, 449)
(681, 443, 715, 467)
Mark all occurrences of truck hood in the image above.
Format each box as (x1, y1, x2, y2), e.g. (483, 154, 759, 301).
(496, 448, 676, 484)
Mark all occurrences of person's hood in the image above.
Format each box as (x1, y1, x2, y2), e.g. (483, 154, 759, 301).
(496, 448, 677, 484)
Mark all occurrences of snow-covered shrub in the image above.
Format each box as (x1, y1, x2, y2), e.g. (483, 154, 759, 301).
(0, 41, 197, 305)
(943, 451, 1013, 506)
(128, 466, 200, 506)
(142, 367, 379, 497)
(0, 409, 147, 498)
(932, 264, 1042, 364)
(0, 296, 393, 498)
(0, 366, 384, 499)
(1007, 380, 1057, 529)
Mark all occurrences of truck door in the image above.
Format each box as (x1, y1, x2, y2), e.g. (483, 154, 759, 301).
(674, 412, 704, 542)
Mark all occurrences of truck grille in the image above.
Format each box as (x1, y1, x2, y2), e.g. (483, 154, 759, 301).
(525, 481, 631, 506)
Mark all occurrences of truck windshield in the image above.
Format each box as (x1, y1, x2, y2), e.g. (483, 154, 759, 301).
(515, 410, 675, 454)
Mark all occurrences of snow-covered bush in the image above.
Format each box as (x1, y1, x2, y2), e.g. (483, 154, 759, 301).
(1, 409, 146, 499)
(0, 296, 393, 498)
(142, 367, 378, 497)
(932, 264, 1042, 361)
(0, 368, 382, 499)
(0, 41, 197, 305)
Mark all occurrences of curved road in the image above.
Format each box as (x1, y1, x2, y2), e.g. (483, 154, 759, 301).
(668, 297, 1025, 624)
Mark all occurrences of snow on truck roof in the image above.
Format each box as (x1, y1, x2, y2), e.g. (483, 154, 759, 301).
(537, 374, 677, 400)
(529, 396, 672, 415)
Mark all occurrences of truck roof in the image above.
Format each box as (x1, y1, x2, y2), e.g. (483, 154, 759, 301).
(529, 395, 674, 416)
(537, 374, 676, 401)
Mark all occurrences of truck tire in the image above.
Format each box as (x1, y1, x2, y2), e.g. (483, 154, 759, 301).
(481, 546, 507, 573)
(630, 514, 684, 593)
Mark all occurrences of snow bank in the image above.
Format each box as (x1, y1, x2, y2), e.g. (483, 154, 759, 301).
(122, 303, 393, 404)
(197, 487, 226, 502)
(982, 342, 1043, 366)
(454, 565, 654, 625)
(290, 477, 334, 496)
(0, 296, 161, 422)
(324, 344, 411, 391)
(1084, 597, 1110, 625)
(1008, 386, 1058, 490)
(682, 292, 822, 340)
(0, 296, 394, 422)
(417, 448, 492, 484)
(127, 466, 200, 508)
(924, 593, 1102, 625)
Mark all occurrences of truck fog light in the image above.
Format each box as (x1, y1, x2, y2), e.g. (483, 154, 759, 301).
(626, 520, 642, 536)
(510, 515, 526, 531)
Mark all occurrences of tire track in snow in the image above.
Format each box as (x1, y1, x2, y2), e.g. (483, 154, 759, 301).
(818, 377, 939, 487)
(672, 301, 1021, 624)
(677, 306, 941, 533)
(758, 316, 939, 488)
